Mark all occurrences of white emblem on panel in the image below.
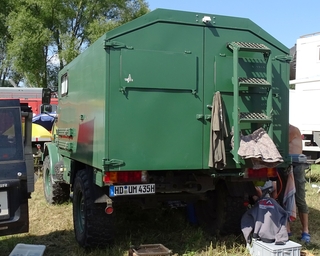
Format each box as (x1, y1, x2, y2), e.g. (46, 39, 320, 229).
(124, 74, 133, 83)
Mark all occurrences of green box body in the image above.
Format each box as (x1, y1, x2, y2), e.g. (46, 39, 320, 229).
(56, 9, 290, 177)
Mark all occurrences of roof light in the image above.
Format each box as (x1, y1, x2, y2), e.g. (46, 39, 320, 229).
(202, 16, 211, 23)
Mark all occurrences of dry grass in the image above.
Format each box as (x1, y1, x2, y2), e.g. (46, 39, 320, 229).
(0, 167, 320, 255)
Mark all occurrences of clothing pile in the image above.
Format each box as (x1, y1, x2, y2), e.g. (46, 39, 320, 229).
(241, 197, 288, 245)
(237, 127, 283, 169)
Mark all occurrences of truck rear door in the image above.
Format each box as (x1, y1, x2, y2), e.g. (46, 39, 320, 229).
(107, 24, 204, 170)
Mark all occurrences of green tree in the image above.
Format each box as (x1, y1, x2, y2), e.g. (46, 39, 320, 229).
(86, 0, 149, 43)
(6, 0, 149, 88)
(0, 0, 22, 87)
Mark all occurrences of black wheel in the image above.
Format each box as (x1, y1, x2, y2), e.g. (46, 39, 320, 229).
(73, 169, 114, 248)
(195, 190, 219, 235)
(215, 182, 246, 235)
(195, 182, 246, 236)
(43, 155, 70, 204)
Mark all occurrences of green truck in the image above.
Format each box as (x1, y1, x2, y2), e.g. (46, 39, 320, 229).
(0, 99, 34, 236)
(42, 9, 291, 248)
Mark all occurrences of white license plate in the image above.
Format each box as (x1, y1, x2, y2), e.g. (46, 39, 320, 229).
(0, 191, 9, 220)
(109, 184, 155, 197)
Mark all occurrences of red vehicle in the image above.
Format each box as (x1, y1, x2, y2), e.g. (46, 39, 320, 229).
(0, 88, 57, 171)
(0, 87, 58, 115)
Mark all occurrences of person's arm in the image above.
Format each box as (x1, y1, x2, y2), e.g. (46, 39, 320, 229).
(289, 124, 303, 154)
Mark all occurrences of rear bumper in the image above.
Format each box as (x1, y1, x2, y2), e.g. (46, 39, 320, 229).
(0, 179, 29, 236)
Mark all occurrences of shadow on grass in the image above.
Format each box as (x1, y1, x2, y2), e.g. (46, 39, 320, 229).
(0, 205, 247, 256)
(288, 206, 320, 254)
(3, 183, 320, 256)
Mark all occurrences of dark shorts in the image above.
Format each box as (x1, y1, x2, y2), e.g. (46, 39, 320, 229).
(293, 163, 309, 213)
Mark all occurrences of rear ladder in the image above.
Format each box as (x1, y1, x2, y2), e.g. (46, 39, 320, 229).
(227, 42, 273, 163)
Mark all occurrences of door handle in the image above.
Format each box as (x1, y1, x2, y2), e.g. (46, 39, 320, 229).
(196, 114, 204, 120)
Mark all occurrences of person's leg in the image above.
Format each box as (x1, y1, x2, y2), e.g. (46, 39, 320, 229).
(299, 212, 309, 234)
(293, 163, 310, 242)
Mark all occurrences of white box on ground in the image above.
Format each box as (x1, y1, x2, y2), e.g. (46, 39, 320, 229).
(249, 240, 301, 256)
(9, 243, 46, 256)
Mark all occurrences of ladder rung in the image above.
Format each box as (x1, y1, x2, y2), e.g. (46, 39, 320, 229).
(239, 112, 272, 123)
(228, 42, 270, 53)
(238, 77, 271, 87)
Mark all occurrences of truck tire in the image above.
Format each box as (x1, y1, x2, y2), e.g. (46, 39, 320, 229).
(194, 190, 218, 235)
(195, 182, 246, 236)
(215, 182, 246, 235)
(73, 169, 114, 248)
(43, 155, 70, 204)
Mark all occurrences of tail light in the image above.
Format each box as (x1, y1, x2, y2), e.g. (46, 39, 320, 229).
(244, 168, 277, 179)
(103, 171, 148, 184)
(105, 206, 114, 214)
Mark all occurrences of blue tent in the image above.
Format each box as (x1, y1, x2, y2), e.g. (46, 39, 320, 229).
(32, 113, 56, 131)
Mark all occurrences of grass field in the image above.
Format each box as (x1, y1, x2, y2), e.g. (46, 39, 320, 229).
(1, 166, 320, 255)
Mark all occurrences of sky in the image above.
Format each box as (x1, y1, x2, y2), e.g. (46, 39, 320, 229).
(147, 0, 320, 48)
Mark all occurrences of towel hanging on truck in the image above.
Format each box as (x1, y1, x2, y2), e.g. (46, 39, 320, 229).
(208, 91, 228, 170)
